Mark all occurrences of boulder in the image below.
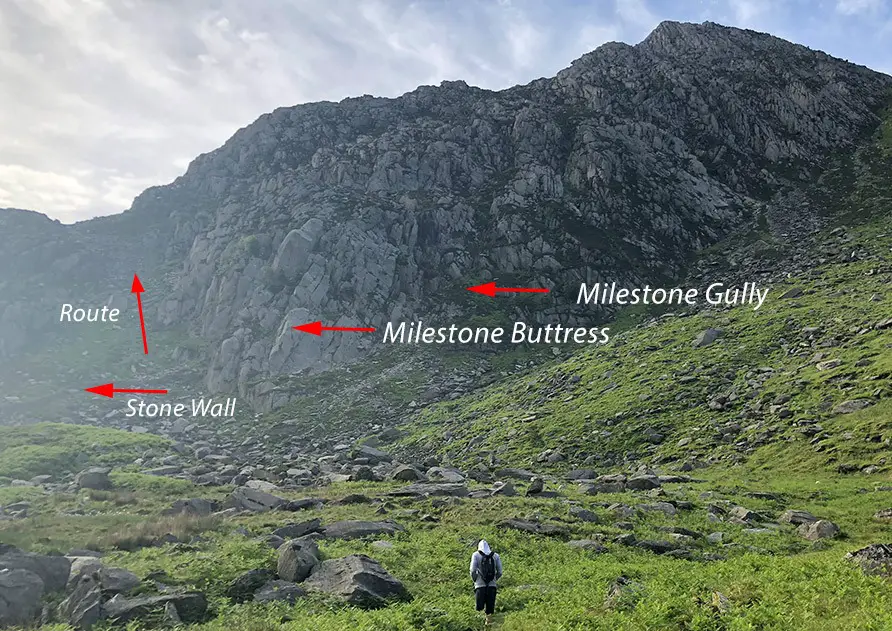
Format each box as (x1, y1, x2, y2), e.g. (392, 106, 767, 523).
(60, 572, 103, 630)
(226, 569, 275, 603)
(321, 520, 405, 541)
(272, 518, 322, 539)
(389, 465, 425, 482)
(526, 477, 544, 495)
(354, 445, 392, 463)
(0, 568, 44, 627)
(873, 509, 892, 521)
(282, 498, 326, 512)
(566, 469, 597, 480)
(163, 498, 217, 517)
(846, 543, 892, 576)
(245, 479, 281, 493)
(426, 467, 465, 483)
(277, 539, 320, 582)
(569, 506, 600, 523)
(728, 506, 763, 523)
(0, 549, 71, 593)
(797, 519, 840, 541)
(226, 487, 286, 512)
(832, 399, 873, 415)
(254, 580, 307, 604)
(692, 328, 722, 347)
(303, 554, 410, 608)
(103, 592, 208, 624)
(66, 559, 139, 595)
(75, 467, 112, 491)
(491, 481, 516, 497)
(626, 475, 661, 491)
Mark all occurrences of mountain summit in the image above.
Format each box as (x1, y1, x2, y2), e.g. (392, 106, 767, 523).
(0, 21, 890, 410)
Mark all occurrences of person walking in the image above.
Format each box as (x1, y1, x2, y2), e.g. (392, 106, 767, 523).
(469, 539, 502, 625)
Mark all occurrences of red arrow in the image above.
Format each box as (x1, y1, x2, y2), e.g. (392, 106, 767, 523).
(467, 282, 550, 298)
(85, 383, 168, 399)
(131, 274, 148, 354)
(292, 321, 376, 336)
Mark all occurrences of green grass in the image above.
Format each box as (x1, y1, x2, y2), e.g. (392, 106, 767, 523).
(0, 423, 169, 480)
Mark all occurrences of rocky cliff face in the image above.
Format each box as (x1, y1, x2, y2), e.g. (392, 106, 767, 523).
(1, 21, 890, 408)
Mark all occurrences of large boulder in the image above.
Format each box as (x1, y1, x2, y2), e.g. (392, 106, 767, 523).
(846, 544, 892, 576)
(798, 519, 840, 541)
(303, 555, 410, 609)
(389, 465, 425, 482)
(626, 475, 661, 491)
(75, 467, 112, 491)
(426, 467, 466, 483)
(353, 445, 392, 464)
(320, 521, 405, 540)
(60, 571, 103, 630)
(272, 519, 322, 539)
(0, 549, 71, 593)
(277, 539, 320, 583)
(692, 328, 722, 347)
(226, 487, 286, 512)
(0, 568, 45, 627)
(66, 558, 139, 595)
(102, 592, 208, 624)
(779, 509, 818, 525)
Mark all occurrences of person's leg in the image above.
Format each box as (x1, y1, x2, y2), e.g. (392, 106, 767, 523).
(475, 587, 486, 612)
(485, 586, 497, 623)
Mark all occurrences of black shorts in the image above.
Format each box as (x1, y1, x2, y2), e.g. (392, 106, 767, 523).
(475, 586, 497, 614)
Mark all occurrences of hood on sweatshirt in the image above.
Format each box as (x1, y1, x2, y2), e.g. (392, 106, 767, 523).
(478, 540, 491, 555)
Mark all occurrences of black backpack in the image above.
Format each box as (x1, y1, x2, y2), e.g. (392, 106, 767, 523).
(479, 551, 497, 582)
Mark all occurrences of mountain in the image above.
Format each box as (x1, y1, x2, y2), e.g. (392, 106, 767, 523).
(1, 21, 890, 418)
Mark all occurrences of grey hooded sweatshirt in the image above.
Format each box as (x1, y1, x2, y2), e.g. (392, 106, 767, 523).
(469, 540, 502, 588)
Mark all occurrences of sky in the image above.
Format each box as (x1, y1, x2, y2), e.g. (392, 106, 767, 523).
(1, 0, 891, 223)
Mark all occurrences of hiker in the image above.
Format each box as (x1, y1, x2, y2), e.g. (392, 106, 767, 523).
(469, 539, 502, 625)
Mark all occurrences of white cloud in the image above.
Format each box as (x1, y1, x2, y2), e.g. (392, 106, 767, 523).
(836, 0, 885, 15)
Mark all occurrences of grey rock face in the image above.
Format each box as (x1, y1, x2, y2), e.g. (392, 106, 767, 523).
(798, 519, 840, 540)
(303, 554, 410, 608)
(0, 549, 71, 593)
(103, 592, 208, 625)
(277, 539, 320, 582)
(226, 487, 286, 512)
(320, 520, 405, 541)
(0, 568, 45, 627)
(60, 572, 103, 630)
(75, 468, 112, 491)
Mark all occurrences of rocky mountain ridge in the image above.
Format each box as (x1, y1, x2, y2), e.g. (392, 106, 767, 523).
(1, 20, 890, 414)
